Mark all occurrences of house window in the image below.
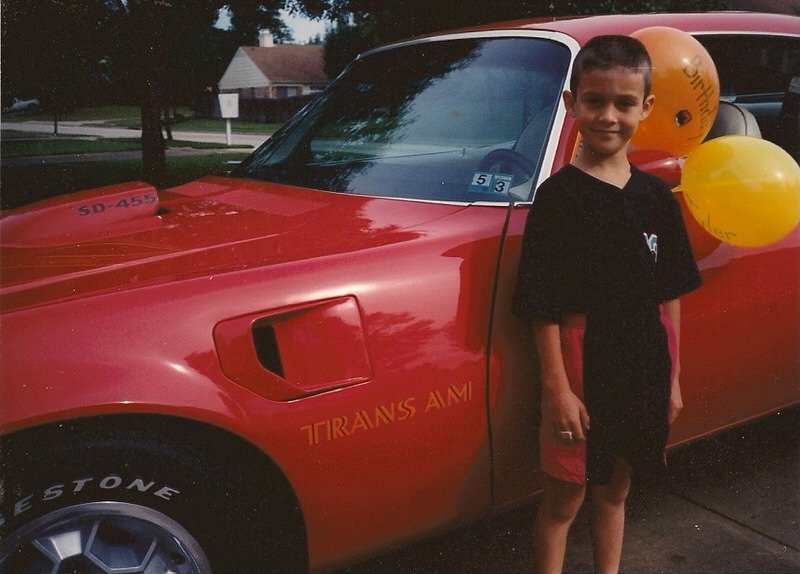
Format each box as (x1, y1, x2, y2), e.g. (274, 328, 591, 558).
(276, 86, 300, 99)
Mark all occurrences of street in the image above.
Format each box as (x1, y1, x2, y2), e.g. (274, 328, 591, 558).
(341, 407, 799, 573)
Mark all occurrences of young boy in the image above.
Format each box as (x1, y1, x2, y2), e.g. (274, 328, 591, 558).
(512, 35, 702, 573)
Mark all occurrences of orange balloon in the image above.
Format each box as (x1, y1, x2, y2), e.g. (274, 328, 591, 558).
(631, 27, 720, 157)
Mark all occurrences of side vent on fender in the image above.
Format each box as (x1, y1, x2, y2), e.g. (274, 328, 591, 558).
(252, 323, 285, 378)
(214, 296, 373, 401)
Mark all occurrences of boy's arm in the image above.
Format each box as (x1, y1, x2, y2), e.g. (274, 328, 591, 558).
(531, 319, 590, 440)
(662, 298, 683, 424)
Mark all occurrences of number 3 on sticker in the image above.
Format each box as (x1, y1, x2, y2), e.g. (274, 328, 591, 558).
(469, 172, 512, 194)
(491, 174, 512, 193)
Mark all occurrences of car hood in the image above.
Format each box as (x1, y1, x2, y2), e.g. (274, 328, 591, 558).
(1, 176, 467, 311)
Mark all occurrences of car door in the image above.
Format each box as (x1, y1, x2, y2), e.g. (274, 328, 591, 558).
(669, 32, 800, 442)
(487, 31, 799, 512)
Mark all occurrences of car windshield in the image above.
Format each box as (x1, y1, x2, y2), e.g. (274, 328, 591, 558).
(234, 37, 571, 203)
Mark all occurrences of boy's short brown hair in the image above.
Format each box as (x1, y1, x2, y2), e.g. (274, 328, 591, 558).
(570, 35, 653, 98)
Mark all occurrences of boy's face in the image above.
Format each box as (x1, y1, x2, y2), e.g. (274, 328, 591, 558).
(563, 65, 655, 160)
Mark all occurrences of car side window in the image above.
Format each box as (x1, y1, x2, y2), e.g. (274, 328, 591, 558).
(698, 34, 799, 158)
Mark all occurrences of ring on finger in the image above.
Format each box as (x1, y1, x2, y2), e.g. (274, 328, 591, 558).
(558, 430, 574, 441)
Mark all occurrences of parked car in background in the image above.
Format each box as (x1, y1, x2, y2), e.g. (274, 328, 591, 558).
(3, 97, 40, 114)
(1, 11, 797, 574)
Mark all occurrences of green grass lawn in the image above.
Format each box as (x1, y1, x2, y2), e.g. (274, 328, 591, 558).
(1, 152, 251, 210)
(0, 106, 269, 209)
(170, 117, 283, 134)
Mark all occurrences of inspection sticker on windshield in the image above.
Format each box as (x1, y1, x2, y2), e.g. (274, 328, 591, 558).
(469, 172, 513, 194)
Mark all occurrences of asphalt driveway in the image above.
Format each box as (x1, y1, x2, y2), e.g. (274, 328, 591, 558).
(341, 407, 799, 573)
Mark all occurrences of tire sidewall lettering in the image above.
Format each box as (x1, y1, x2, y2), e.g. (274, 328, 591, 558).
(3, 473, 182, 525)
(0, 428, 298, 572)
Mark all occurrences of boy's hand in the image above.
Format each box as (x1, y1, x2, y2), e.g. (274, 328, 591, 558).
(669, 375, 683, 424)
(542, 384, 590, 441)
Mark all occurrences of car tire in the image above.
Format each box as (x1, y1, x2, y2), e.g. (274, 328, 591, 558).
(0, 420, 306, 573)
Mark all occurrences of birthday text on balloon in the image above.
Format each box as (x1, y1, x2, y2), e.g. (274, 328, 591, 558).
(683, 190, 737, 242)
(683, 55, 718, 140)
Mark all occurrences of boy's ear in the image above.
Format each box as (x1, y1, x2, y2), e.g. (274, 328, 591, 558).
(641, 94, 656, 120)
(562, 90, 576, 116)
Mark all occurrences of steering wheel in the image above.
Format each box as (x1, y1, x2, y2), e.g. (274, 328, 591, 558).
(477, 149, 535, 180)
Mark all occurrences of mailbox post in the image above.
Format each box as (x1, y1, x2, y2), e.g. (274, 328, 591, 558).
(218, 93, 239, 146)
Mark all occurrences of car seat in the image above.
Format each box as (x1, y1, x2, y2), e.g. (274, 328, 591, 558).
(704, 100, 762, 140)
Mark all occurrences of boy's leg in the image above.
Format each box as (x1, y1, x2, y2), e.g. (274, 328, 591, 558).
(533, 474, 586, 574)
(589, 458, 632, 574)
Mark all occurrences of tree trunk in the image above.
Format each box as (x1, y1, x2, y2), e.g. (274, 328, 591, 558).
(141, 78, 166, 187)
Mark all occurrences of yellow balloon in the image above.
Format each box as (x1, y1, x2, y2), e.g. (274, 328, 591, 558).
(681, 136, 800, 247)
(631, 26, 720, 157)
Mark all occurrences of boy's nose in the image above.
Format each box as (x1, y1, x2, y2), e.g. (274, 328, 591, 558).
(598, 104, 617, 122)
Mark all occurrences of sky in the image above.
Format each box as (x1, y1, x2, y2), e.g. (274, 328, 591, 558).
(215, 8, 329, 44)
(282, 10, 329, 43)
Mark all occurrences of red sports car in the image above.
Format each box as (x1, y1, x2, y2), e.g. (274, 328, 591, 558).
(1, 11, 797, 574)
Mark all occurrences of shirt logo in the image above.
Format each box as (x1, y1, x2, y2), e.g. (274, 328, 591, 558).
(644, 233, 658, 262)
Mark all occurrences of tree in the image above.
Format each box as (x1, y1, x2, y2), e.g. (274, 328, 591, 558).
(1, 1, 108, 130)
(224, 0, 294, 45)
(3, 1, 296, 186)
(3, 0, 735, 185)
(301, 0, 731, 77)
(104, 1, 296, 185)
(103, 1, 223, 184)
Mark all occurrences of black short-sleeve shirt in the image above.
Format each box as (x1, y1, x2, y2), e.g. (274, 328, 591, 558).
(513, 164, 702, 483)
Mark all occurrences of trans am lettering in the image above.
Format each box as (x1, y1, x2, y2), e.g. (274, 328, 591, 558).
(424, 381, 473, 411)
(301, 381, 473, 446)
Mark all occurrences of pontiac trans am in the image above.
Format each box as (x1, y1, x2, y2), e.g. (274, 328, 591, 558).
(1, 11, 798, 574)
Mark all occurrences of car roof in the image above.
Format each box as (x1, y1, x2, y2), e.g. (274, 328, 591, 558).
(446, 12, 799, 43)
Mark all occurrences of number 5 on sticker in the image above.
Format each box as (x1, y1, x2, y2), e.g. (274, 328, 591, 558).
(470, 172, 491, 191)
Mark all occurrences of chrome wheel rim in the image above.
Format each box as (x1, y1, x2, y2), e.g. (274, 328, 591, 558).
(0, 502, 211, 573)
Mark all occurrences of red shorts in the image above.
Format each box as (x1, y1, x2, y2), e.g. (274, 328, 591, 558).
(540, 308, 678, 484)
